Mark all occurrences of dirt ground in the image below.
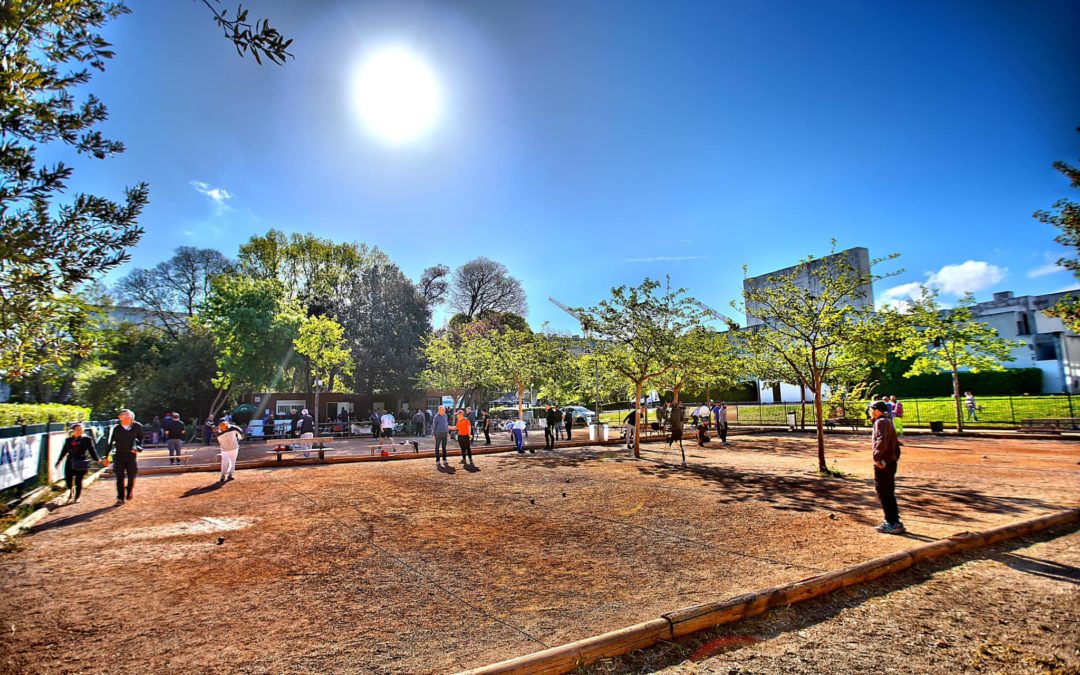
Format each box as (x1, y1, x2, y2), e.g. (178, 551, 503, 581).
(0, 432, 1077, 674)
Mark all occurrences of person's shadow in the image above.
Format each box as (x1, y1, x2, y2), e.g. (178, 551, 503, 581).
(179, 482, 225, 499)
(32, 506, 112, 533)
(464, 463, 481, 473)
(437, 464, 457, 475)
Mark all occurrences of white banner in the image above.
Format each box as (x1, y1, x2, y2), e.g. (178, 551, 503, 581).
(0, 434, 44, 490)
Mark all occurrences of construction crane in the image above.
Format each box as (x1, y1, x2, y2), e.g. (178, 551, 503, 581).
(692, 299, 740, 331)
(549, 297, 603, 434)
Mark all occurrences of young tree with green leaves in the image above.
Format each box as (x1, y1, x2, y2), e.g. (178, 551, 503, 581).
(1034, 126, 1080, 331)
(576, 278, 705, 458)
(654, 328, 743, 406)
(419, 328, 498, 410)
(294, 316, 353, 392)
(0, 1, 148, 379)
(739, 245, 899, 472)
(892, 288, 1022, 432)
(200, 276, 304, 417)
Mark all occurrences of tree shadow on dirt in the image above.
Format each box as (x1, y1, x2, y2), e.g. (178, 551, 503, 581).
(629, 460, 1065, 525)
(591, 522, 1080, 674)
(179, 482, 226, 498)
(997, 551, 1080, 584)
(31, 506, 113, 533)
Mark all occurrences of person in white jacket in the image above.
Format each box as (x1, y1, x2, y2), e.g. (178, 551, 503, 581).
(216, 420, 244, 482)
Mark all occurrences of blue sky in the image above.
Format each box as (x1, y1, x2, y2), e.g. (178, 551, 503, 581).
(64, 0, 1080, 331)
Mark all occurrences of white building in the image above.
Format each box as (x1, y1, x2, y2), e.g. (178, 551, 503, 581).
(966, 290, 1080, 394)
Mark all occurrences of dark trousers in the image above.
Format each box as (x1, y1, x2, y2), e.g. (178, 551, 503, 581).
(113, 454, 138, 500)
(544, 426, 554, 449)
(64, 466, 87, 500)
(874, 462, 900, 525)
(718, 422, 728, 443)
(434, 433, 448, 462)
(565, 422, 573, 440)
(382, 428, 394, 439)
(458, 435, 472, 461)
(414, 422, 423, 436)
(482, 427, 490, 444)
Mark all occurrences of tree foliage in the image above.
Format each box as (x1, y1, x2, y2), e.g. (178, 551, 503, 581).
(891, 288, 1021, 431)
(294, 315, 352, 392)
(0, 0, 147, 378)
(419, 327, 497, 408)
(449, 257, 528, 319)
(653, 328, 744, 405)
(199, 0, 293, 65)
(332, 260, 430, 399)
(418, 264, 450, 308)
(1035, 126, 1080, 331)
(199, 276, 303, 404)
(576, 277, 705, 457)
(739, 244, 898, 471)
(114, 246, 233, 337)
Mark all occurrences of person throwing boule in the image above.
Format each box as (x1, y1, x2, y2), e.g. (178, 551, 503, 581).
(216, 419, 244, 482)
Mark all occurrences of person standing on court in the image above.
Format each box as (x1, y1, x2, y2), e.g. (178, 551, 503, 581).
(455, 410, 473, 464)
(163, 412, 186, 465)
(412, 409, 425, 437)
(542, 404, 556, 450)
(480, 410, 492, 445)
(713, 401, 729, 446)
(106, 409, 143, 506)
(298, 408, 315, 458)
(432, 406, 449, 465)
(215, 419, 244, 482)
(870, 401, 905, 534)
(563, 407, 574, 441)
(623, 408, 638, 450)
(965, 391, 978, 421)
(511, 417, 529, 454)
(465, 406, 478, 442)
(553, 405, 563, 441)
(889, 395, 904, 436)
(290, 408, 301, 436)
(203, 416, 214, 445)
(369, 409, 381, 440)
(56, 423, 100, 504)
(380, 409, 396, 439)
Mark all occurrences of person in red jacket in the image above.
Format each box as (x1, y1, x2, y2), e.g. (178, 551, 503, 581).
(870, 401, 904, 534)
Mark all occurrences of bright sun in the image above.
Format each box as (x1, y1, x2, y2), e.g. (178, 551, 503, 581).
(353, 47, 442, 145)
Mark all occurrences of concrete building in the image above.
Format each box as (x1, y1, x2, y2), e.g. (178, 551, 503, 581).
(965, 290, 1080, 394)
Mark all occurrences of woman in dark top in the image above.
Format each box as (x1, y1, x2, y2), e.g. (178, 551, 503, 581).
(56, 423, 100, 504)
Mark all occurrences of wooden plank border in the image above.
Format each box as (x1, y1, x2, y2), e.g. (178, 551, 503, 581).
(460, 508, 1080, 675)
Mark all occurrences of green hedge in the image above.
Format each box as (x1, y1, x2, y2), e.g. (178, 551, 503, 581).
(875, 365, 1044, 397)
(0, 403, 91, 427)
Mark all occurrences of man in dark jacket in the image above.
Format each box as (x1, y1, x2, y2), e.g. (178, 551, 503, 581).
(563, 407, 574, 441)
(106, 409, 143, 506)
(290, 408, 301, 437)
(163, 412, 186, 465)
(870, 401, 904, 534)
(297, 409, 315, 458)
(544, 405, 560, 450)
(412, 410, 425, 437)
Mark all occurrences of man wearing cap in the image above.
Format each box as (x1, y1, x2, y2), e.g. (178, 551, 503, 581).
(870, 401, 905, 534)
(216, 419, 244, 482)
(297, 408, 315, 458)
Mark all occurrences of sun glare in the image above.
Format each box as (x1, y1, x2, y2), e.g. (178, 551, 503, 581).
(353, 46, 443, 145)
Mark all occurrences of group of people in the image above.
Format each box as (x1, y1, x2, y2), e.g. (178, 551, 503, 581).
(864, 395, 906, 434)
(543, 405, 578, 449)
(620, 401, 731, 451)
(428, 406, 480, 466)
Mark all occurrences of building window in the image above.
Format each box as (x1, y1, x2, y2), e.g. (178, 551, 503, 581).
(276, 399, 307, 416)
(1034, 342, 1057, 361)
(1017, 312, 1031, 336)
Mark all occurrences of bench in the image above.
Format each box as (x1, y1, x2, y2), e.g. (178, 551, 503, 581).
(1019, 418, 1080, 433)
(368, 441, 419, 456)
(137, 451, 196, 466)
(262, 437, 336, 462)
(824, 417, 865, 431)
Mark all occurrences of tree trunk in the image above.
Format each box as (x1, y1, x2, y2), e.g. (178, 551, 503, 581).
(518, 381, 525, 421)
(952, 369, 963, 433)
(814, 381, 826, 473)
(673, 384, 681, 405)
(633, 380, 643, 458)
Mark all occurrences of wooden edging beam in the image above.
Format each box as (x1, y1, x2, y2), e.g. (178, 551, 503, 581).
(459, 508, 1080, 675)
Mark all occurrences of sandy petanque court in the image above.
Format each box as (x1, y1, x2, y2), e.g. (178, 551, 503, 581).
(0, 433, 1077, 674)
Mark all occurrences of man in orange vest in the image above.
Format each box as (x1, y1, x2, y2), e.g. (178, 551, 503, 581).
(455, 410, 473, 465)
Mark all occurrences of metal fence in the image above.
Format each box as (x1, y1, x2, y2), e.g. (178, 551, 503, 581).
(1, 420, 117, 502)
(597, 395, 1079, 430)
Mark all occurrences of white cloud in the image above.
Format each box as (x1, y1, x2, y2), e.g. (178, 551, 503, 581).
(624, 255, 708, 263)
(190, 180, 233, 207)
(182, 229, 194, 237)
(925, 260, 1005, 295)
(876, 281, 924, 310)
(1028, 252, 1065, 279)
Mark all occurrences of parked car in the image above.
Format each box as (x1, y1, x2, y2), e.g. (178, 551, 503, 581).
(562, 406, 596, 426)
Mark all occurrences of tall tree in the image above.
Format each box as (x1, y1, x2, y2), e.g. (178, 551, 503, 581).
(0, 0, 148, 379)
(576, 278, 705, 458)
(333, 260, 430, 401)
(418, 264, 450, 309)
(114, 246, 232, 337)
(419, 327, 498, 410)
(1035, 126, 1080, 331)
(449, 257, 528, 319)
(739, 245, 898, 472)
(200, 276, 304, 417)
(237, 230, 383, 314)
(891, 288, 1021, 432)
(294, 315, 352, 394)
(654, 328, 744, 406)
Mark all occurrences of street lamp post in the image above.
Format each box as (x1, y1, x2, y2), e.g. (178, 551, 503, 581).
(314, 379, 323, 434)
